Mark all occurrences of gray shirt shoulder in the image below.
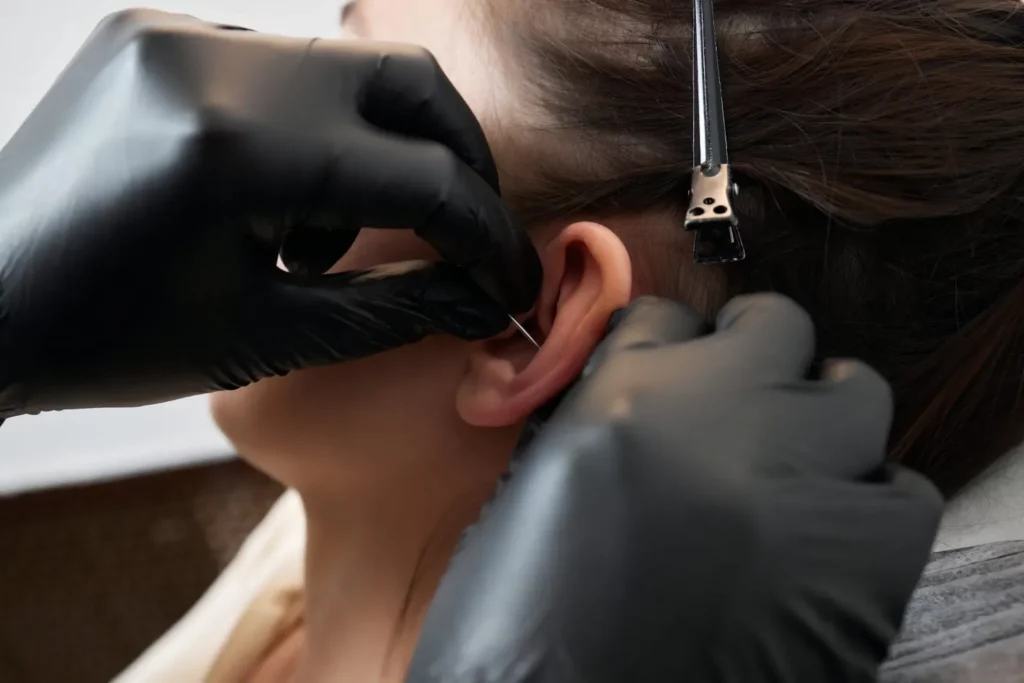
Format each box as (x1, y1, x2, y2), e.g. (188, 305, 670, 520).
(880, 541, 1024, 682)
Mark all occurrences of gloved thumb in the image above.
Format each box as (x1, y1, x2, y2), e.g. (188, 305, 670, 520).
(713, 292, 817, 382)
(582, 297, 706, 378)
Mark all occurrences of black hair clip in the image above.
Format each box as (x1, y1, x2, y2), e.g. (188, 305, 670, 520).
(685, 0, 745, 264)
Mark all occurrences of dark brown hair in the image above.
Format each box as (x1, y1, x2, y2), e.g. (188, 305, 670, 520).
(487, 0, 1024, 496)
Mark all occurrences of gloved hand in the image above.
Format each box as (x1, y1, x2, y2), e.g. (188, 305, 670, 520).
(407, 294, 943, 683)
(0, 9, 539, 417)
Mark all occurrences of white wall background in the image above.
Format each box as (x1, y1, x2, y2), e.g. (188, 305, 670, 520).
(0, 1, 342, 495)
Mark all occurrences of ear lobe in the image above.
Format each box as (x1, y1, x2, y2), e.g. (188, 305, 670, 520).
(456, 221, 632, 428)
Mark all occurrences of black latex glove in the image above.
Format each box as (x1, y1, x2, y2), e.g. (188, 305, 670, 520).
(0, 9, 539, 417)
(407, 294, 943, 683)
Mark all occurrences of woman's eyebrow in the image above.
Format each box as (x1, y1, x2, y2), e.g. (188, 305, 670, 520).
(340, 0, 367, 36)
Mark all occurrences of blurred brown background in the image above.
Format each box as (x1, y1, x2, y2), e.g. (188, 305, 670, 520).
(0, 460, 284, 683)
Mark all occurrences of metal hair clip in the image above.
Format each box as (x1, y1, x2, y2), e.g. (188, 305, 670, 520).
(685, 0, 745, 264)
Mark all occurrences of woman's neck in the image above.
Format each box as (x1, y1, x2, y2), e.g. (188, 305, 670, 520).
(291, 461, 507, 683)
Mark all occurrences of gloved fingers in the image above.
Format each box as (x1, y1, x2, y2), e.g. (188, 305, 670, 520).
(320, 130, 541, 314)
(768, 472, 940, 634)
(879, 464, 945, 522)
(220, 123, 538, 313)
(802, 358, 895, 477)
(227, 123, 539, 313)
(355, 44, 501, 191)
(264, 260, 508, 363)
(713, 293, 817, 382)
(583, 297, 706, 378)
(76, 10, 214, 92)
(91, 8, 206, 40)
(846, 466, 943, 606)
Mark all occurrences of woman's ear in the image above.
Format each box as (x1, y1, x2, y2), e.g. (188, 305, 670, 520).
(456, 221, 632, 427)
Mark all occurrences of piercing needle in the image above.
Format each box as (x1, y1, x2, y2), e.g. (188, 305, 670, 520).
(508, 315, 541, 349)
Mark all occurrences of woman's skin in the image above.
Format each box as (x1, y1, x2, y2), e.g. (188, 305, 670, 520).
(210, 1, 693, 680)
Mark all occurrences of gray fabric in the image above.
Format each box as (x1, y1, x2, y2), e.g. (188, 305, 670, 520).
(880, 541, 1024, 682)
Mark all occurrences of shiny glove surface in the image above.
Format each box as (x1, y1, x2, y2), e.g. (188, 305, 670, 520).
(0, 9, 539, 416)
(408, 294, 943, 683)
